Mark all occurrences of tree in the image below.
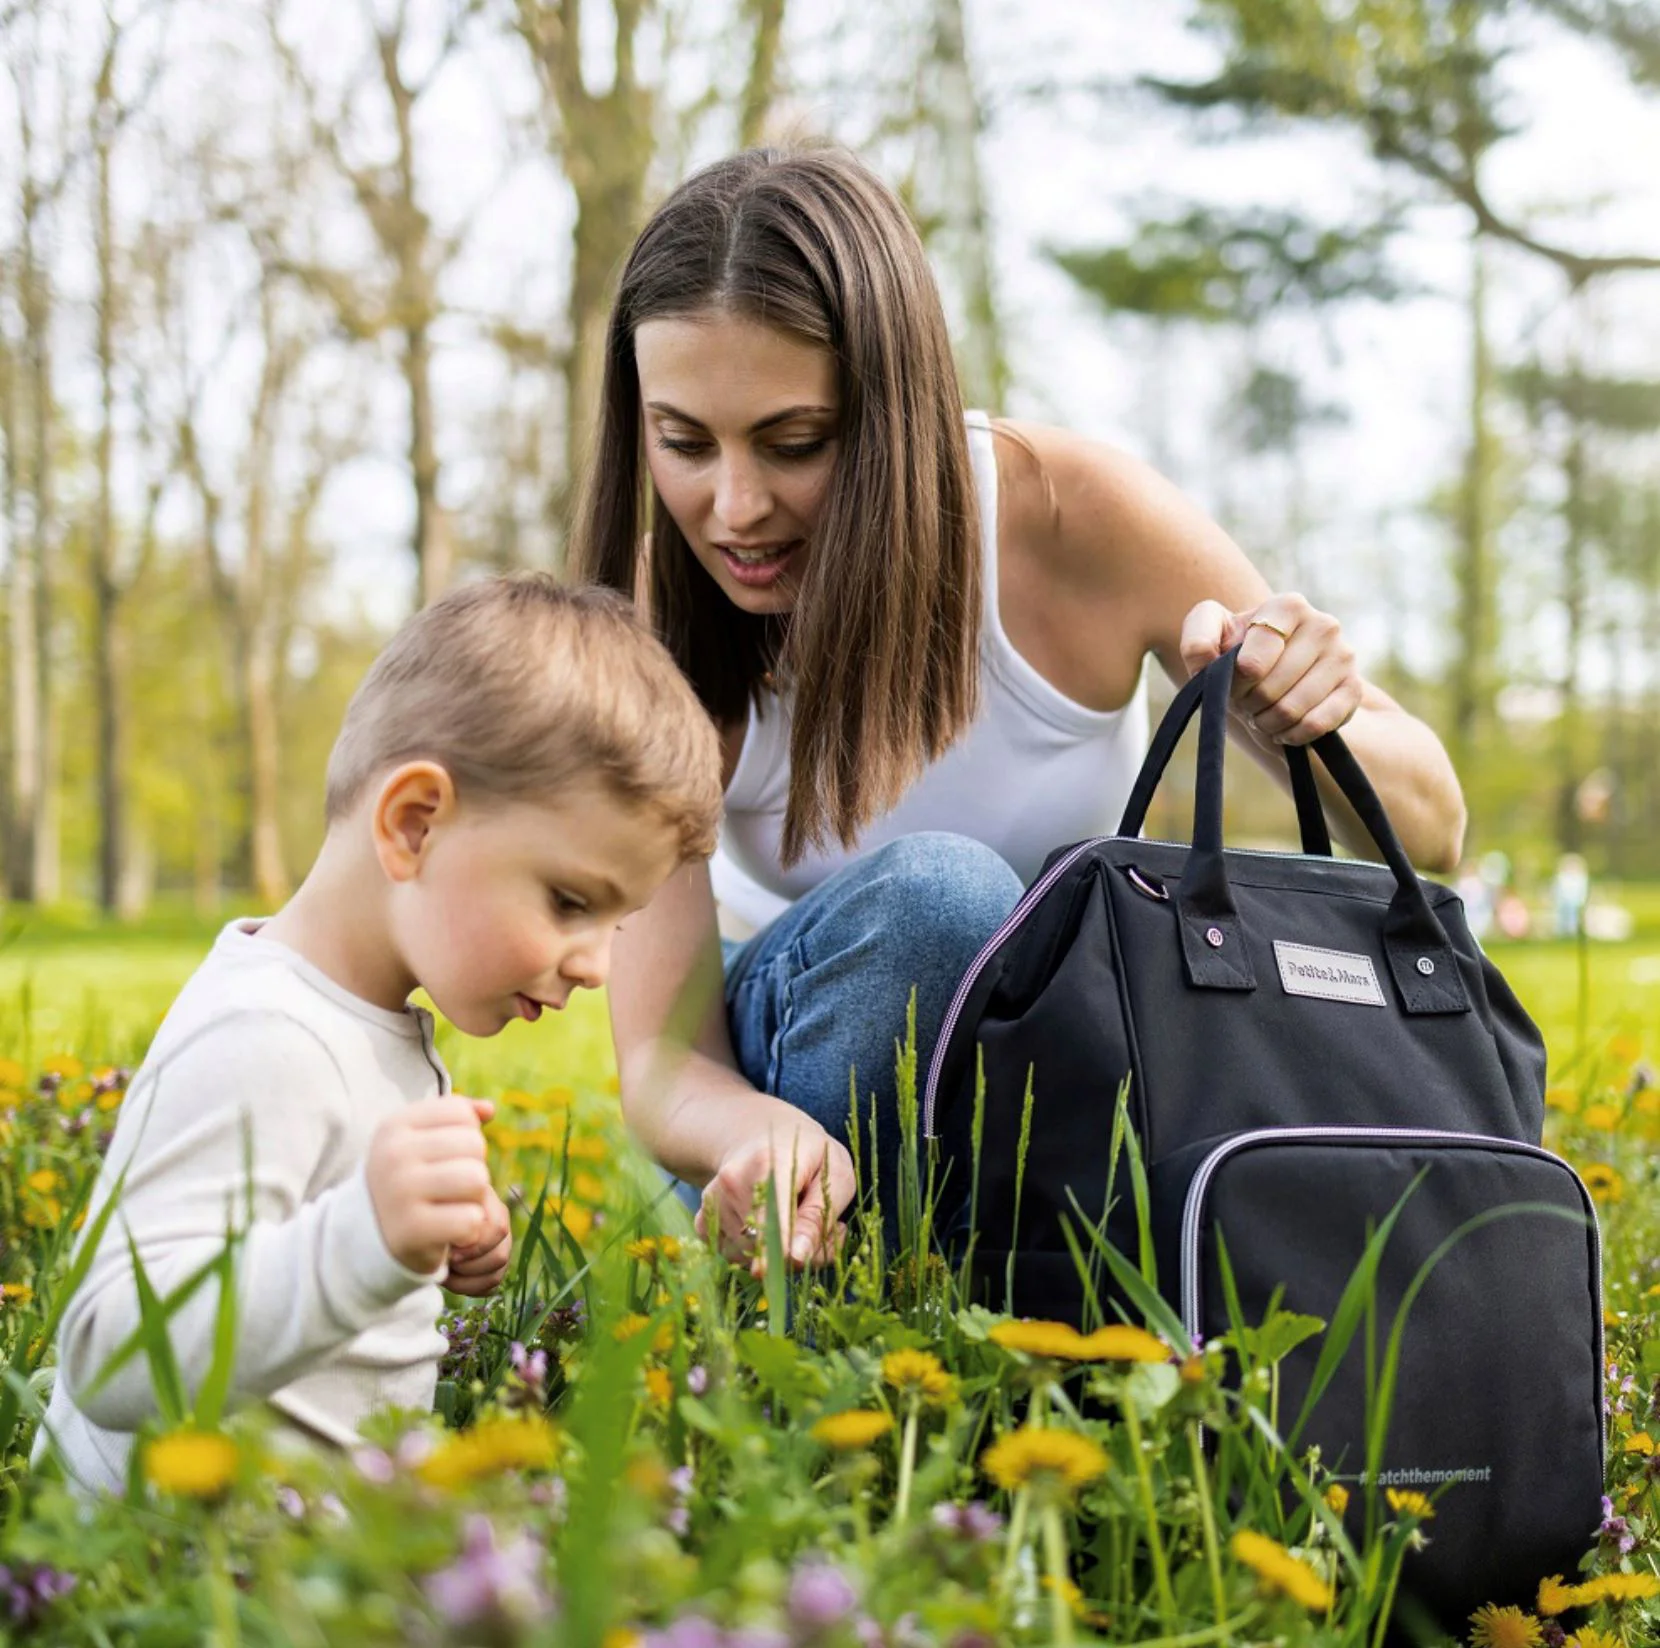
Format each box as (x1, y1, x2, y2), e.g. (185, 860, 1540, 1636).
(265, 0, 470, 608)
(2, 0, 76, 903)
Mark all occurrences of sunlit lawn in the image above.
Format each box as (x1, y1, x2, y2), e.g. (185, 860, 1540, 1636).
(4, 886, 1658, 1085)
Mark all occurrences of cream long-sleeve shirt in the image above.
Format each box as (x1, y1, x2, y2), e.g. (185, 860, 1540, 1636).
(35, 920, 452, 1493)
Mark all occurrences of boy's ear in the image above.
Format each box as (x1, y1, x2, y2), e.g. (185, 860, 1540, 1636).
(372, 762, 458, 882)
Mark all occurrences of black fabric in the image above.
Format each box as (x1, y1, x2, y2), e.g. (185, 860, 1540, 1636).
(925, 648, 1602, 1635)
(1153, 1134, 1604, 1630)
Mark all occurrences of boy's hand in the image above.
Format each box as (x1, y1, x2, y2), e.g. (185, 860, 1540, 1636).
(366, 1096, 493, 1275)
(444, 1184, 513, 1296)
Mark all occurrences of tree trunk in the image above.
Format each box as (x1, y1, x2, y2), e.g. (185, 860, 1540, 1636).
(407, 319, 452, 606)
(93, 84, 123, 914)
(1556, 340, 1588, 855)
(738, 0, 786, 148)
(1451, 230, 1494, 775)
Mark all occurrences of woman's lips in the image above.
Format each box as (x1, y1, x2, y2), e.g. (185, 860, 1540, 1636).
(717, 540, 800, 588)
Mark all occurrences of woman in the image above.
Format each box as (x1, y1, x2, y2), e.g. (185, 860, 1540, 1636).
(572, 146, 1465, 1270)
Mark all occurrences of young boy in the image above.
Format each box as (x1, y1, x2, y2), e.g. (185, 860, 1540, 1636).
(37, 575, 722, 1493)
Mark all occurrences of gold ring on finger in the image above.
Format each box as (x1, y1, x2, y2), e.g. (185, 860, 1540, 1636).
(1247, 618, 1292, 642)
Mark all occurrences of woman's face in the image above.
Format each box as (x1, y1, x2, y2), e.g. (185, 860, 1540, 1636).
(635, 310, 839, 617)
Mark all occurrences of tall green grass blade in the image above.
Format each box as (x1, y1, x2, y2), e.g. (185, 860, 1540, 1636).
(123, 1231, 187, 1425)
(1004, 1069, 1036, 1310)
(1063, 1190, 1191, 1354)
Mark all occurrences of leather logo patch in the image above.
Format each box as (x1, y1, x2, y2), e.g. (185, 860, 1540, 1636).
(1273, 941, 1386, 1007)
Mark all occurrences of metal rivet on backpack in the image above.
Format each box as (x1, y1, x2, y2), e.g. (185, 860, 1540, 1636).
(1205, 927, 1225, 948)
(1416, 956, 1436, 976)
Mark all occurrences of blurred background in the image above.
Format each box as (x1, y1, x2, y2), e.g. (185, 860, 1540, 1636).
(0, 0, 1657, 991)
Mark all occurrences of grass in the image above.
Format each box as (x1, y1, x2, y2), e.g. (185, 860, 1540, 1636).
(5, 888, 1658, 1088)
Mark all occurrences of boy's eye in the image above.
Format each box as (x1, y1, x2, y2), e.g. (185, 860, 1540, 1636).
(550, 889, 588, 916)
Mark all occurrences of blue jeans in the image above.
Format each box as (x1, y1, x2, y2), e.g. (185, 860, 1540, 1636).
(709, 833, 1024, 1247)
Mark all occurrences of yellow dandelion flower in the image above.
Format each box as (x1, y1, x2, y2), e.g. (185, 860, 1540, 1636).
(643, 1367, 674, 1407)
(1385, 1488, 1435, 1521)
(41, 1054, 84, 1080)
(1609, 1035, 1642, 1064)
(95, 1087, 124, 1112)
(881, 1348, 955, 1404)
(71, 1208, 86, 1232)
(1324, 1483, 1350, 1518)
(603, 1631, 642, 1648)
(1545, 1087, 1581, 1115)
(1569, 1572, 1660, 1604)
(1624, 1432, 1655, 1455)
(23, 1197, 61, 1229)
(603, 1073, 621, 1095)
(1229, 1529, 1333, 1612)
(571, 1171, 607, 1205)
(1, 1283, 33, 1305)
(1179, 1353, 1208, 1384)
(543, 1197, 594, 1244)
(1079, 1324, 1168, 1362)
(981, 1426, 1109, 1499)
(144, 1429, 240, 1498)
(416, 1415, 559, 1490)
(1582, 1103, 1621, 1132)
(0, 1060, 24, 1087)
(564, 1135, 608, 1161)
(25, 1169, 59, 1194)
(1572, 1630, 1621, 1648)
(811, 1410, 894, 1451)
(1466, 1603, 1543, 1648)
(626, 1236, 683, 1264)
(1582, 1164, 1625, 1203)
(1535, 1574, 1576, 1616)
(614, 1313, 651, 1342)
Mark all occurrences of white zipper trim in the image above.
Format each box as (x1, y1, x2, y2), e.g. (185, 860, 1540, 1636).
(921, 837, 1104, 1136)
(1178, 1125, 1606, 1469)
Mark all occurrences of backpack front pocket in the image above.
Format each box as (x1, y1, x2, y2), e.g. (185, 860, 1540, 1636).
(1175, 1127, 1604, 1631)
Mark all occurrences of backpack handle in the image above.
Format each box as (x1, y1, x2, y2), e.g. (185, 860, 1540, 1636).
(1119, 648, 1469, 1014)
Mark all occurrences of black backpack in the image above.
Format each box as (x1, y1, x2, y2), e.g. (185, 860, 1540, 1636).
(925, 647, 1604, 1630)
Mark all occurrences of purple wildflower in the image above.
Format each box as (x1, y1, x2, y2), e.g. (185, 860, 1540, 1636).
(528, 1476, 568, 1519)
(1598, 1494, 1636, 1554)
(930, 1501, 1003, 1543)
(787, 1560, 858, 1632)
(725, 1631, 790, 1648)
(424, 1514, 554, 1630)
(0, 1563, 76, 1626)
(510, 1341, 550, 1394)
(686, 1364, 709, 1396)
(352, 1447, 396, 1485)
(275, 1485, 306, 1519)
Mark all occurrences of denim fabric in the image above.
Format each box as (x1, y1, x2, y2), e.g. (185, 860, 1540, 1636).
(707, 833, 1024, 1243)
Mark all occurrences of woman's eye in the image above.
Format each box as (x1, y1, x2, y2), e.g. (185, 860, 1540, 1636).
(654, 435, 708, 458)
(772, 440, 828, 461)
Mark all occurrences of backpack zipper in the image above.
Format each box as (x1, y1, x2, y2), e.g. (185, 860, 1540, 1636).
(1178, 1125, 1605, 1467)
(921, 836, 1104, 1137)
(920, 841, 1425, 1138)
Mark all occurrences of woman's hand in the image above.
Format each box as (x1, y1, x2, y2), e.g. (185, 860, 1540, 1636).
(695, 1117, 856, 1275)
(1180, 593, 1362, 747)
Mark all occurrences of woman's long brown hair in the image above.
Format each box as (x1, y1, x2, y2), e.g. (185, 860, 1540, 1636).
(569, 146, 981, 867)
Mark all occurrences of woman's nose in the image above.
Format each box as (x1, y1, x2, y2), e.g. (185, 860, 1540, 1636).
(713, 455, 773, 535)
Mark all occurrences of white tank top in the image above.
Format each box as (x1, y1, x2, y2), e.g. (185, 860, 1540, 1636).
(711, 411, 1149, 932)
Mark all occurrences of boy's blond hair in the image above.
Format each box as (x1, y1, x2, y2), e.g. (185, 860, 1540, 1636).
(325, 574, 722, 859)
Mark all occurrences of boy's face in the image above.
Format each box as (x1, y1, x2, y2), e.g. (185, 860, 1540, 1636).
(389, 779, 680, 1036)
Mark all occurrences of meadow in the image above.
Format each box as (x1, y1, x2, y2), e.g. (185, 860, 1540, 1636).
(0, 897, 1655, 1647)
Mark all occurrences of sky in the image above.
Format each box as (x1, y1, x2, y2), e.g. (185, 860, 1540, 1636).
(9, 0, 1660, 691)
